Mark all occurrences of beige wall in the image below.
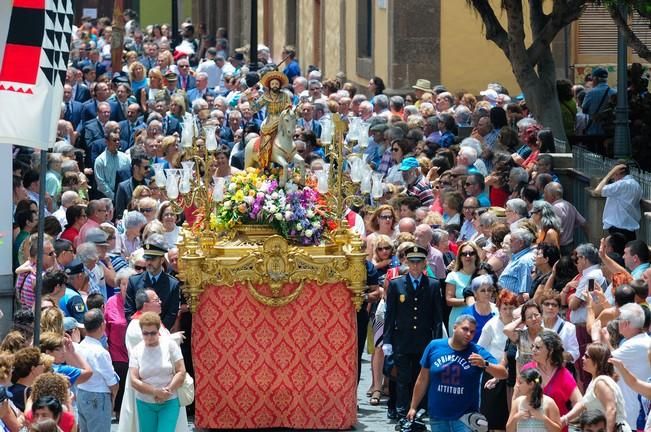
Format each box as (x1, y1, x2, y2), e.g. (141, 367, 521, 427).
(373, 2, 389, 87)
(322, 1, 342, 78)
(297, 0, 314, 72)
(440, 1, 523, 95)
(271, 0, 287, 64)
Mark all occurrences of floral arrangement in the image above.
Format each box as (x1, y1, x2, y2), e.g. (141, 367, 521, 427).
(210, 168, 336, 245)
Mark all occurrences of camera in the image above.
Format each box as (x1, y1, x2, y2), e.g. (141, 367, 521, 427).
(395, 409, 427, 432)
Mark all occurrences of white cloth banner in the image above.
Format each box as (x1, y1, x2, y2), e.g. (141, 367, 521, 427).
(0, 0, 73, 150)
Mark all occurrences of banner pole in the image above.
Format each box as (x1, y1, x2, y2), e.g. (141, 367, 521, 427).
(32, 149, 47, 346)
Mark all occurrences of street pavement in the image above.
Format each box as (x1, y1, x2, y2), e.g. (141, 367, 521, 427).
(111, 353, 408, 432)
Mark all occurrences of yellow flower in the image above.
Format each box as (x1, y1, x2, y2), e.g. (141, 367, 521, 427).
(233, 190, 245, 202)
(248, 189, 256, 197)
(238, 204, 247, 213)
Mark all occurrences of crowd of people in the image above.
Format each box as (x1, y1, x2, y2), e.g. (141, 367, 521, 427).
(6, 9, 651, 432)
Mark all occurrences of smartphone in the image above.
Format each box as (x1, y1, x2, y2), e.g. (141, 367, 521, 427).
(588, 279, 595, 292)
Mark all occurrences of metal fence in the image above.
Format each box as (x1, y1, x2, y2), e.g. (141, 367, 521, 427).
(571, 146, 651, 244)
(572, 146, 651, 201)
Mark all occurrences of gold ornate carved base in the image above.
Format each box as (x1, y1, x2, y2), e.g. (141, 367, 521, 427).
(177, 224, 367, 312)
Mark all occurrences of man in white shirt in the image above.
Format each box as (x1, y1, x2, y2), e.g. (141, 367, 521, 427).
(567, 243, 607, 387)
(52, 191, 81, 228)
(611, 303, 651, 428)
(78, 309, 118, 432)
(595, 163, 642, 243)
(195, 48, 220, 88)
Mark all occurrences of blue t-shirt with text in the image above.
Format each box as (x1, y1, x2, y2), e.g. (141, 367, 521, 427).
(420, 338, 497, 420)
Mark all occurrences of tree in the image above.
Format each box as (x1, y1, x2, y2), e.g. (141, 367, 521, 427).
(467, 1, 589, 147)
(603, 1, 651, 63)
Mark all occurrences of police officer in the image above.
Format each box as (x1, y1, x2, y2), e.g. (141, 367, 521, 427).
(382, 244, 444, 419)
(59, 258, 88, 323)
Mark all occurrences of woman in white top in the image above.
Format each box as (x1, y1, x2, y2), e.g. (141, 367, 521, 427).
(561, 343, 631, 432)
(129, 312, 186, 432)
(538, 289, 580, 364)
(479, 289, 519, 430)
(157, 202, 180, 249)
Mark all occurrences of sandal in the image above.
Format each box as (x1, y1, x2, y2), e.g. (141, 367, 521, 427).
(369, 390, 382, 406)
(366, 387, 373, 397)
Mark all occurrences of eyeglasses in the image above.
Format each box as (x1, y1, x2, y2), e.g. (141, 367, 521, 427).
(464, 182, 475, 187)
(542, 302, 559, 308)
(477, 288, 494, 293)
(379, 215, 393, 220)
(460, 251, 476, 257)
(140, 207, 154, 213)
(134, 265, 146, 271)
(377, 246, 392, 252)
(142, 331, 158, 336)
(179, 64, 190, 68)
(163, 213, 176, 218)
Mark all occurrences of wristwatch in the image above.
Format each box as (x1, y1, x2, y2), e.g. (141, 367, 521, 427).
(363, 293, 369, 302)
(484, 360, 489, 368)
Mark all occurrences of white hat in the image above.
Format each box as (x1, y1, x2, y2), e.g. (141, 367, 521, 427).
(480, 89, 498, 104)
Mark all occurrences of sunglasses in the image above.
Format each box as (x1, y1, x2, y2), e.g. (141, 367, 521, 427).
(460, 251, 476, 257)
(140, 207, 154, 213)
(407, 259, 424, 263)
(377, 246, 392, 252)
(379, 215, 393, 220)
(142, 331, 158, 337)
(134, 265, 146, 271)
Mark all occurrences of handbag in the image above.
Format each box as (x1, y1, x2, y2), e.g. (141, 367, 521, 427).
(177, 373, 195, 407)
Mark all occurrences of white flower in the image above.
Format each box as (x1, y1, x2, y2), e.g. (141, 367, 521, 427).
(224, 201, 232, 209)
(285, 211, 293, 220)
(312, 221, 321, 229)
(268, 204, 277, 214)
(257, 192, 265, 199)
(259, 182, 269, 193)
(244, 196, 254, 204)
(271, 192, 279, 200)
(296, 223, 303, 231)
(285, 204, 292, 210)
(304, 229, 313, 237)
(306, 210, 314, 218)
(228, 183, 237, 192)
(275, 213, 283, 221)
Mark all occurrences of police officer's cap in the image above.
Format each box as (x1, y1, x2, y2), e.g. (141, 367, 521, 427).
(143, 239, 168, 259)
(64, 258, 85, 276)
(405, 245, 428, 261)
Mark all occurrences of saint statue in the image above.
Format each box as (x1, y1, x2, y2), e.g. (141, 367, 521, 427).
(244, 69, 293, 168)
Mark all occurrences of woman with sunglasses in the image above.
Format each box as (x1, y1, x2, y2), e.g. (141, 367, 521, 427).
(130, 312, 186, 432)
(538, 289, 580, 369)
(365, 205, 398, 258)
(384, 139, 411, 185)
(445, 241, 481, 331)
(460, 274, 497, 342)
(561, 343, 630, 431)
(518, 330, 581, 432)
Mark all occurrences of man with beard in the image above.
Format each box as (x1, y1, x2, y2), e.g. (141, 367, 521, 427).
(243, 70, 293, 168)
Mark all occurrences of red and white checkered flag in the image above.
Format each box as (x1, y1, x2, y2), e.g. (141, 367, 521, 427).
(0, 0, 74, 150)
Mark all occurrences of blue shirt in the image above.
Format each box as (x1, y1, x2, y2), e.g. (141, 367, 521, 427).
(632, 263, 650, 280)
(477, 192, 491, 208)
(421, 338, 497, 420)
(461, 305, 496, 342)
(53, 363, 82, 386)
(498, 246, 535, 294)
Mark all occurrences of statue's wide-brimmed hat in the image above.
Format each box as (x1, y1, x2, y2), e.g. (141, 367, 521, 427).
(260, 69, 289, 88)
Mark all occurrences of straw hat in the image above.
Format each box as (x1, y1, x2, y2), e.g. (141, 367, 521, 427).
(412, 79, 432, 92)
(260, 69, 289, 88)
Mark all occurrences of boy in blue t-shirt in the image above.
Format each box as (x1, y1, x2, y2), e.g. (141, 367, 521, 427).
(407, 314, 508, 431)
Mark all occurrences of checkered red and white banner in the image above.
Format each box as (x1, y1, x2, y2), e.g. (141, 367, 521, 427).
(0, 0, 73, 149)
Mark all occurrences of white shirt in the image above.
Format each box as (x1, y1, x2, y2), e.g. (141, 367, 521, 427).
(53, 206, 68, 229)
(613, 332, 651, 427)
(601, 175, 642, 231)
(196, 59, 220, 89)
(544, 316, 580, 362)
(477, 315, 507, 360)
(77, 336, 118, 393)
(129, 338, 183, 403)
(569, 264, 606, 324)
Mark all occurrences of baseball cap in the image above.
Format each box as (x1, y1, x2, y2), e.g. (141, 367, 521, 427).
(399, 157, 420, 171)
(63, 317, 84, 332)
(85, 228, 109, 246)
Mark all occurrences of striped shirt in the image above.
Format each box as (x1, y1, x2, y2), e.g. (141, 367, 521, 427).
(407, 175, 435, 207)
(15, 268, 36, 310)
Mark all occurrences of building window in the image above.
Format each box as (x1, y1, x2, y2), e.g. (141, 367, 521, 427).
(357, 0, 372, 58)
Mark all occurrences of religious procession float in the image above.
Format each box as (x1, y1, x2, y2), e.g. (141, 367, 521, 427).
(154, 69, 377, 429)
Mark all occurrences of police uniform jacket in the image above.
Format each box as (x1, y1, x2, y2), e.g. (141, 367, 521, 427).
(383, 274, 444, 355)
(124, 271, 181, 329)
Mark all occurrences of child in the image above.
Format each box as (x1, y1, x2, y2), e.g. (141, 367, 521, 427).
(507, 368, 561, 432)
